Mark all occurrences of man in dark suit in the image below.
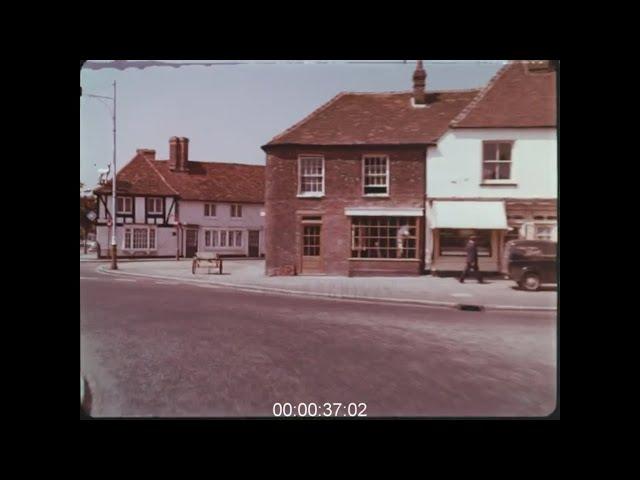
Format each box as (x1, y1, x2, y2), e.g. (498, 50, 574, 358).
(459, 236, 485, 283)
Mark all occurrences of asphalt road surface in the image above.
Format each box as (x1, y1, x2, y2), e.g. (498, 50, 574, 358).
(80, 263, 557, 417)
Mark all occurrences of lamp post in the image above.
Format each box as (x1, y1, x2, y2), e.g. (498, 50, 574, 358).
(84, 81, 118, 270)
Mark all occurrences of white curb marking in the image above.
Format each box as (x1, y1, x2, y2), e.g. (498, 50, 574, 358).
(450, 293, 473, 297)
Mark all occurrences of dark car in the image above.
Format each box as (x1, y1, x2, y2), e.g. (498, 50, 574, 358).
(502, 240, 557, 291)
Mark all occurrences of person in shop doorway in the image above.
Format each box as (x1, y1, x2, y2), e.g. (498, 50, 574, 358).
(459, 235, 485, 284)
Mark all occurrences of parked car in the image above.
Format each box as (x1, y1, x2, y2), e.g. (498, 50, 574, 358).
(502, 240, 557, 291)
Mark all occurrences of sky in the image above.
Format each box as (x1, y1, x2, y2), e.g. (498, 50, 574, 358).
(80, 60, 505, 191)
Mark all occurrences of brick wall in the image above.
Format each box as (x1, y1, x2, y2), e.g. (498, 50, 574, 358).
(265, 145, 427, 276)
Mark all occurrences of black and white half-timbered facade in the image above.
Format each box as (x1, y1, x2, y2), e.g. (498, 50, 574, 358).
(94, 137, 265, 258)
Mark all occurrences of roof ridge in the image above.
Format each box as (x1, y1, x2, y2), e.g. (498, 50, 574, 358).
(155, 159, 265, 168)
(344, 88, 481, 95)
(142, 154, 180, 195)
(450, 61, 515, 127)
(267, 92, 347, 144)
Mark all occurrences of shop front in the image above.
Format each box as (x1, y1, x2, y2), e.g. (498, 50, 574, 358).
(426, 200, 509, 273)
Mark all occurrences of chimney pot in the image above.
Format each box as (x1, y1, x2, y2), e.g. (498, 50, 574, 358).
(178, 137, 189, 172)
(169, 137, 180, 170)
(137, 149, 156, 161)
(412, 60, 427, 106)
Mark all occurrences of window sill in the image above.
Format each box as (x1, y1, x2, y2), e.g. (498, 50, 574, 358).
(362, 194, 390, 198)
(297, 194, 325, 199)
(479, 182, 518, 187)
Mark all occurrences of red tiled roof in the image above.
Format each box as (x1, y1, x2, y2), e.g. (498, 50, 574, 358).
(95, 154, 265, 203)
(263, 89, 480, 147)
(450, 61, 557, 128)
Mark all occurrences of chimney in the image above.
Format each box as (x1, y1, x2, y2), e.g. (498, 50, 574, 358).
(169, 136, 180, 170)
(412, 60, 427, 106)
(178, 137, 189, 171)
(137, 149, 156, 161)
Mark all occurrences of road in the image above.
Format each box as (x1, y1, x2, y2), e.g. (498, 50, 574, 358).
(80, 263, 557, 417)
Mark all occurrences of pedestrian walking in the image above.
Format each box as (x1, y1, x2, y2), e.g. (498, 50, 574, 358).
(459, 235, 485, 283)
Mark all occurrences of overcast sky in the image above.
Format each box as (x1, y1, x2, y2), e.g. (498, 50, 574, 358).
(80, 60, 504, 190)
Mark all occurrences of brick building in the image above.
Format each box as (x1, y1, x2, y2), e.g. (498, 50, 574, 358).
(262, 61, 479, 276)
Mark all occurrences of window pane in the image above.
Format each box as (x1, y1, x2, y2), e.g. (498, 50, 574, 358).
(350, 217, 417, 258)
(205, 230, 211, 246)
(300, 158, 324, 193)
(221, 231, 227, 247)
(483, 143, 497, 160)
(212, 230, 218, 247)
(498, 163, 511, 179)
(483, 164, 497, 180)
(498, 143, 512, 160)
(204, 204, 209, 216)
(124, 229, 131, 249)
(133, 228, 147, 249)
(149, 229, 156, 249)
(439, 229, 491, 256)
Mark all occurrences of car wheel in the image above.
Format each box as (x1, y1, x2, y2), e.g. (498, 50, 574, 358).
(522, 273, 541, 291)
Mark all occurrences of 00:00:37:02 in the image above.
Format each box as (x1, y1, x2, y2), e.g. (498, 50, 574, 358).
(272, 402, 367, 417)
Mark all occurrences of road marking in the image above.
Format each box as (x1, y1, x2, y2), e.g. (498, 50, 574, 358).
(155, 281, 179, 285)
(114, 278, 137, 282)
(450, 293, 473, 297)
(80, 277, 103, 281)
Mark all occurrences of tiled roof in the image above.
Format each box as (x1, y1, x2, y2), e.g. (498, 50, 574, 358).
(95, 154, 265, 203)
(263, 89, 480, 147)
(450, 61, 557, 128)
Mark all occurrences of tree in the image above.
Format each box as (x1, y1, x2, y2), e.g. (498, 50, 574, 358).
(80, 194, 96, 240)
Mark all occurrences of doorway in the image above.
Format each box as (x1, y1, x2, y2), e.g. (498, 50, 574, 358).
(301, 224, 322, 274)
(185, 228, 198, 258)
(248, 230, 260, 257)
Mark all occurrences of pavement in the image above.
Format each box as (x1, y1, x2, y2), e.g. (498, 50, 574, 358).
(95, 259, 557, 312)
(81, 263, 557, 417)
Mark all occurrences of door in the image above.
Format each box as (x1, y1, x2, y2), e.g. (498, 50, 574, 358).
(301, 224, 322, 274)
(185, 228, 198, 258)
(248, 230, 260, 257)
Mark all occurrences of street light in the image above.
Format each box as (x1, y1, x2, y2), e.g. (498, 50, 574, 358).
(83, 81, 118, 270)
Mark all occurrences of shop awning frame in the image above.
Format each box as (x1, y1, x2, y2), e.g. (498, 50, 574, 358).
(430, 201, 509, 230)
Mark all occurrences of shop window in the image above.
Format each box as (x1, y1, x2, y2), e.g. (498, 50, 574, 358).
(439, 229, 491, 256)
(351, 217, 418, 259)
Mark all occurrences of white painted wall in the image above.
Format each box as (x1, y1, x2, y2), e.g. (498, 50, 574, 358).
(96, 225, 177, 257)
(426, 128, 557, 199)
(134, 197, 145, 223)
(96, 197, 265, 257)
(424, 127, 557, 272)
(179, 201, 265, 256)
